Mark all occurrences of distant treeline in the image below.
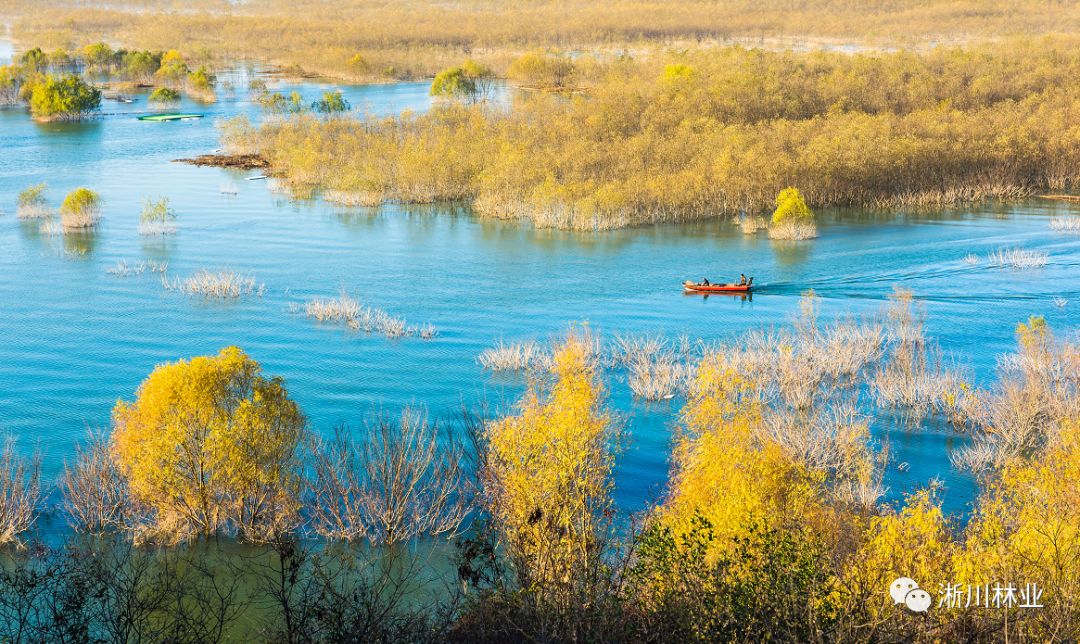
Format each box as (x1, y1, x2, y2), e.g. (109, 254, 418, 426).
(226, 39, 1080, 229)
(6, 0, 1080, 80)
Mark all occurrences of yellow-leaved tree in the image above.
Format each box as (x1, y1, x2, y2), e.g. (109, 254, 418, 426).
(955, 421, 1080, 636)
(483, 331, 617, 597)
(111, 346, 306, 542)
(660, 361, 827, 562)
(768, 187, 818, 240)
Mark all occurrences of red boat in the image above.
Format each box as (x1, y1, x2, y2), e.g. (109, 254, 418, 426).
(683, 280, 751, 293)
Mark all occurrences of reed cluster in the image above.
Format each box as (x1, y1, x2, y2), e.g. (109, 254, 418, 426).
(162, 269, 264, 298)
(1050, 215, 1080, 232)
(107, 259, 168, 277)
(988, 247, 1049, 269)
(300, 293, 435, 339)
(477, 339, 552, 372)
(767, 220, 818, 240)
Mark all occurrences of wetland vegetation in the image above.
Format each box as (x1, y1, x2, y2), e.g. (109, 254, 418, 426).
(2, 1, 1080, 642)
(2, 300, 1080, 640)
(221, 38, 1080, 229)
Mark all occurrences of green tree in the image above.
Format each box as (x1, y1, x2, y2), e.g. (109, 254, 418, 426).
(148, 87, 181, 104)
(0, 64, 20, 105)
(18, 47, 47, 73)
(59, 187, 102, 229)
(430, 66, 476, 99)
(29, 75, 101, 120)
(187, 65, 215, 91)
(507, 51, 574, 89)
(311, 90, 350, 113)
(121, 51, 160, 82)
(82, 42, 115, 72)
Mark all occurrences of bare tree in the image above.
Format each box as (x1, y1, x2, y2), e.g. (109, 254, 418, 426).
(0, 436, 42, 546)
(309, 410, 470, 545)
(61, 431, 138, 534)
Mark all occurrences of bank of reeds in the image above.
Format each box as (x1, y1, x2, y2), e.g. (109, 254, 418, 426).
(162, 269, 264, 298)
(11, 0, 1080, 83)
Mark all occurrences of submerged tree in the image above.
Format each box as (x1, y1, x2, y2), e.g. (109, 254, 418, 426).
(769, 187, 818, 240)
(148, 87, 181, 105)
(59, 187, 102, 230)
(27, 74, 101, 121)
(311, 90, 350, 114)
(430, 60, 493, 101)
(111, 346, 307, 542)
(482, 331, 619, 599)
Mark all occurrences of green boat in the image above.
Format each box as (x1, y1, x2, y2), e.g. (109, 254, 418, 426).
(138, 113, 204, 122)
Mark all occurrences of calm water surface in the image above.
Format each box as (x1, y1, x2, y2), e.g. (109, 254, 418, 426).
(2, 71, 1079, 524)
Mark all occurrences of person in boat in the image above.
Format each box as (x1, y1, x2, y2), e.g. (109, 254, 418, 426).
(747, 276, 754, 287)
(701, 277, 710, 286)
(737, 274, 747, 286)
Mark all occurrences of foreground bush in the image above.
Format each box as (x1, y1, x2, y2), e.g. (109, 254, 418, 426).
(482, 331, 619, 596)
(111, 346, 306, 542)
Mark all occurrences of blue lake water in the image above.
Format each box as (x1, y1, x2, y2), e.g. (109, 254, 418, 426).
(2, 71, 1079, 525)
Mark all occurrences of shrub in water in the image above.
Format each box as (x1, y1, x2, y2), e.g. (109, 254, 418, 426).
(59, 187, 101, 229)
(16, 182, 50, 219)
(148, 86, 181, 104)
(138, 196, 178, 235)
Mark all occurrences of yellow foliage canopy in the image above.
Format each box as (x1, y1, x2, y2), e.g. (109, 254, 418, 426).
(661, 362, 827, 563)
(771, 187, 814, 225)
(484, 331, 616, 588)
(111, 346, 306, 542)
